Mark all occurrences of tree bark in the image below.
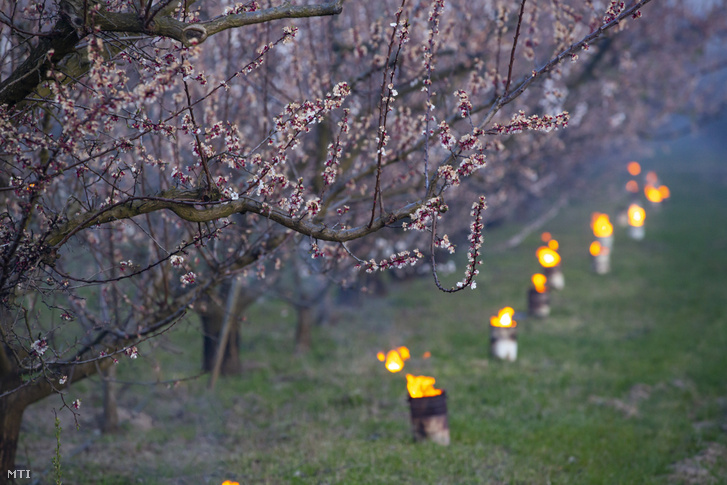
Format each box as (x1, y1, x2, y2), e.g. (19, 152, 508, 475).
(0, 373, 25, 483)
(294, 305, 314, 354)
(100, 365, 119, 433)
(199, 282, 257, 376)
(201, 310, 242, 376)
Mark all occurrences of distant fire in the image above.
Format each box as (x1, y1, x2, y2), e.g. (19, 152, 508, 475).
(644, 184, 663, 203)
(625, 180, 639, 193)
(591, 213, 613, 238)
(627, 161, 641, 176)
(547, 239, 559, 251)
(377, 346, 410, 373)
(406, 373, 443, 398)
(627, 204, 645, 227)
(490, 306, 516, 328)
(658, 185, 670, 199)
(536, 246, 561, 268)
(222, 481, 240, 485)
(541, 232, 552, 242)
(532, 273, 547, 294)
(589, 240, 609, 257)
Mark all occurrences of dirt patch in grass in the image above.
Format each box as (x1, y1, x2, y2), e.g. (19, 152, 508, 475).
(588, 383, 653, 418)
(667, 442, 727, 485)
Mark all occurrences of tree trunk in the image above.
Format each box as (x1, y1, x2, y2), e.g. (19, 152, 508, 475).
(202, 311, 242, 375)
(0, 392, 26, 484)
(199, 283, 257, 376)
(100, 365, 119, 433)
(294, 305, 314, 353)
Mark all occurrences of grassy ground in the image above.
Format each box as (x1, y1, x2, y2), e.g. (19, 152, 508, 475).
(19, 123, 727, 484)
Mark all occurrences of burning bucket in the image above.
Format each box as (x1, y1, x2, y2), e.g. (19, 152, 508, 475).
(406, 375, 450, 445)
(490, 307, 517, 361)
(528, 274, 550, 318)
(537, 234, 564, 290)
(627, 203, 645, 240)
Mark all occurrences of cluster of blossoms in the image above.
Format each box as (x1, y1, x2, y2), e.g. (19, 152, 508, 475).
(305, 198, 321, 218)
(436, 151, 486, 188)
(435, 234, 456, 254)
(402, 197, 448, 231)
(119, 260, 134, 271)
(171, 166, 194, 185)
(31, 338, 48, 357)
(604, 1, 626, 23)
(454, 196, 487, 290)
(180, 272, 196, 287)
(491, 110, 570, 135)
(223, 1, 259, 15)
(170, 255, 185, 267)
(454, 90, 473, 118)
(309, 241, 348, 260)
(356, 249, 424, 273)
(124, 346, 139, 359)
(322, 109, 350, 186)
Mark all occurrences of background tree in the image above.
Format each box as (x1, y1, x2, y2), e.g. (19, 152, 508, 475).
(1, 0, 725, 476)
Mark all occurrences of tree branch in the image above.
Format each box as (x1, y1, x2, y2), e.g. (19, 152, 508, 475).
(0, 1, 345, 107)
(46, 187, 422, 249)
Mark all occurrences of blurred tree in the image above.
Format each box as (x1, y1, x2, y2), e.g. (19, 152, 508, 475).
(1, 0, 725, 476)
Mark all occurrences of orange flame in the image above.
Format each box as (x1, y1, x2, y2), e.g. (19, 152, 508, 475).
(627, 204, 645, 227)
(644, 184, 663, 203)
(406, 373, 443, 398)
(422, 351, 431, 359)
(532, 273, 547, 294)
(625, 180, 639, 193)
(547, 239, 559, 251)
(397, 346, 410, 360)
(379, 346, 410, 373)
(591, 213, 613, 238)
(490, 306, 516, 328)
(645, 170, 658, 185)
(589, 241, 611, 257)
(589, 241, 601, 256)
(541, 232, 552, 243)
(222, 481, 240, 485)
(536, 246, 561, 268)
(658, 185, 670, 199)
(627, 161, 641, 176)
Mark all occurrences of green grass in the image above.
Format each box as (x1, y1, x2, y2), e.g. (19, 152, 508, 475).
(18, 127, 727, 484)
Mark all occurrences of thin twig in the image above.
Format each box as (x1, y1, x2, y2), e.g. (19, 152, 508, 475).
(505, 0, 527, 96)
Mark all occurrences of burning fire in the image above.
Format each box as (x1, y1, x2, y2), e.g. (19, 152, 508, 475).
(536, 246, 561, 268)
(377, 346, 410, 373)
(547, 239, 559, 251)
(406, 373, 443, 398)
(541, 232, 552, 242)
(625, 180, 639, 193)
(627, 204, 645, 227)
(589, 241, 610, 257)
(222, 481, 240, 485)
(644, 184, 663, 203)
(532, 273, 547, 294)
(627, 161, 641, 176)
(591, 213, 613, 238)
(658, 185, 670, 199)
(490, 306, 517, 328)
